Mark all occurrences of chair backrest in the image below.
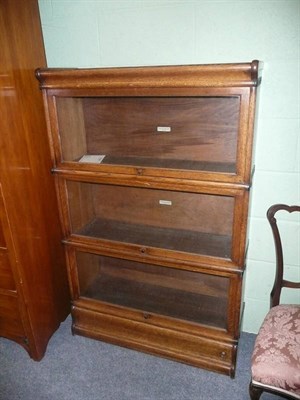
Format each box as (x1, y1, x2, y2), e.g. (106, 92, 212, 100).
(267, 204, 300, 308)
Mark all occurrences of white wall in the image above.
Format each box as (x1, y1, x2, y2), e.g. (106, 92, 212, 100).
(38, 0, 300, 333)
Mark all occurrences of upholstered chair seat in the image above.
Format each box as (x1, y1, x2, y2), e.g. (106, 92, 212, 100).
(251, 304, 300, 399)
(249, 204, 300, 400)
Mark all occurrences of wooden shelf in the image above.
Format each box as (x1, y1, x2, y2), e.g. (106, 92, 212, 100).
(77, 155, 236, 174)
(77, 218, 232, 259)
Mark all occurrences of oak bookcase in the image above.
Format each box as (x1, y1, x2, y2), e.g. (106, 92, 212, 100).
(36, 60, 261, 376)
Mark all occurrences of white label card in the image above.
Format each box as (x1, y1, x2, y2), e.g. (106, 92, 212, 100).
(78, 155, 106, 163)
(159, 200, 172, 206)
(156, 126, 171, 133)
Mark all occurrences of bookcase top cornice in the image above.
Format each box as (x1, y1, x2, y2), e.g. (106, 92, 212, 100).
(36, 60, 262, 90)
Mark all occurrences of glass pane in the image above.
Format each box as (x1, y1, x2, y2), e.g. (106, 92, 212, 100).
(76, 252, 229, 330)
(56, 96, 240, 174)
(67, 181, 234, 259)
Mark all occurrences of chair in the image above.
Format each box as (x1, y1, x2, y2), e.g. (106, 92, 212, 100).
(249, 204, 300, 400)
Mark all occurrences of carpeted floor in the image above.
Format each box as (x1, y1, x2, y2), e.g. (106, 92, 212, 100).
(0, 317, 281, 400)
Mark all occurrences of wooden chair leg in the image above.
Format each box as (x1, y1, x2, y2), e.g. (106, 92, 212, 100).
(249, 382, 263, 400)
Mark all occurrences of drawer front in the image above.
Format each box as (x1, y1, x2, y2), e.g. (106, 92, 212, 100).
(0, 293, 25, 340)
(0, 250, 15, 290)
(72, 305, 237, 376)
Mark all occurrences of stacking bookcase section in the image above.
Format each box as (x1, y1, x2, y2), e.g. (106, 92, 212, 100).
(62, 179, 248, 267)
(55, 96, 239, 176)
(74, 253, 230, 329)
(36, 60, 260, 184)
(66, 246, 244, 375)
(36, 61, 261, 377)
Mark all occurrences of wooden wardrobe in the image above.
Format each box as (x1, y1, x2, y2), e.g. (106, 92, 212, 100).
(0, 0, 70, 360)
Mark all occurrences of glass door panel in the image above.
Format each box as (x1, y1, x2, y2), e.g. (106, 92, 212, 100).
(66, 181, 235, 260)
(76, 251, 229, 330)
(56, 96, 240, 174)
